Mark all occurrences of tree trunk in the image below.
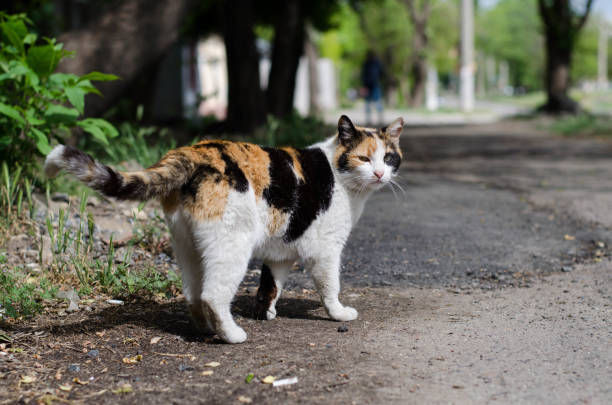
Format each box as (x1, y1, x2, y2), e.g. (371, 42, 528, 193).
(266, 0, 305, 119)
(537, 0, 594, 114)
(57, 0, 194, 117)
(305, 29, 320, 116)
(223, 0, 264, 133)
(405, 0, 430, 108)
(542, 29, 578, 113)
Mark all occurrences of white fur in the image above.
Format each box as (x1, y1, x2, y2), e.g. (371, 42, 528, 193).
(44, 145, 66, 178)
(165, 125, 402, 343)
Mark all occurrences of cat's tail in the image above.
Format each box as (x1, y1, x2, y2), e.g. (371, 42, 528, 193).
(44, 145, 195, 201)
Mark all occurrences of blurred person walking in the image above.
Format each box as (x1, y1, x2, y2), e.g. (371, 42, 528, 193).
(361, 51, 385, 125)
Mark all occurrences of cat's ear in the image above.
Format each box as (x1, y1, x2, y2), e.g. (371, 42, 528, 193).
(384, 117, 404, 147)
(338, 115, 357, 146)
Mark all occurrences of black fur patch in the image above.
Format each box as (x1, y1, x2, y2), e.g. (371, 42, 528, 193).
(337, 152, 351, 173)
(219, 153, 249, 192)
(262, 147, 298, 211)
(181, 164, 221, 199)
(262, 147, 334, 242)
(384, 152, 401, 172)
(284, 148, 334, 242)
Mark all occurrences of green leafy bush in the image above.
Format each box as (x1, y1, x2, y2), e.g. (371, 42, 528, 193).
(0, 13, 119, 173)
(257, 112, 333, 148)
(0, 270, 57, 319)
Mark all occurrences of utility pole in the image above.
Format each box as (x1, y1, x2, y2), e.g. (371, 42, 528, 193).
(598, 22, 608, 90)
(460, 0, 475, 112)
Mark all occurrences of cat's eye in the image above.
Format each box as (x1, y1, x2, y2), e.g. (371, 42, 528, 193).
(357, 156, 370, 162)
(383, 154, 392, 163)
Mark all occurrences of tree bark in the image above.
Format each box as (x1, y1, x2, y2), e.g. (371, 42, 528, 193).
(266, 0, 305, 118)
(537, 0, 594, 114)
(223, 0, 264, 133)
(57, 0, 194, 117)
(405, 0, 430, 108)
(305, 29, 320, 116)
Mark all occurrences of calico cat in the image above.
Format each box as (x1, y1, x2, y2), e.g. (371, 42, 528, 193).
(44, 115, 404, 343)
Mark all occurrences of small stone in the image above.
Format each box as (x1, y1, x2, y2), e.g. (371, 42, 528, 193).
(25, 263, 41, 273)
(106, 299, 124, 305)
(57, 289, 80, 303)
(68, 364, 80, 373)
(178, 364, 194, 372)
(51, 192, 70, 203)
(66, 301, 79, 313)
(86, 350, 99, 358)
(561, 266, 573, 272)
(337, 325, 349, 333)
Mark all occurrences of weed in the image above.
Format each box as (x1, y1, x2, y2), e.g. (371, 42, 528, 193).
(0, 270, 57, 319)
(256, 112, 333, 148)
(549, 114, 612, 137)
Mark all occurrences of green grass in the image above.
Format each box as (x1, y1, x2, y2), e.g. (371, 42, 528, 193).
(549, 114, 612, 137)
(0, 270, 57, 319)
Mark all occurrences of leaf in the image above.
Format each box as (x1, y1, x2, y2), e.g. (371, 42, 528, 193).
(245, 373, 254, 383)
(112, 383, 133, 394)
(204, 361, 220, 367)
(28, 128, 51, 155)
(77, 121, 108, 145)
(564, 234, 575, 241)
(26, 45, 61, 78)
(238, 396, 253, 403)
(122, 354, 143, 364)
(78, 71, 120, 83)
(58, 384, 72, 392)
(64, 86, 86, 114)
(261, 376, 276, 384)
(72, 377, 89, 385)
(1, 19, 27, 54)
(200, 370, 213, 376)
(44, 104, 79, 124)
(150, 337, 161, 344)
(0, 103, 25, 125)
(20, 375, 36, 384)
(23, 33, 37, 45)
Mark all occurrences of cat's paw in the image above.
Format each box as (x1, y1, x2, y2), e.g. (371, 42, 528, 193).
(218, 326, 248, 344)
(266, 307, 277, 320)
(329, 306, 358, 322)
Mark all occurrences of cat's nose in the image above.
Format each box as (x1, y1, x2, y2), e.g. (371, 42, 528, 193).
(373, 170, 384, 179)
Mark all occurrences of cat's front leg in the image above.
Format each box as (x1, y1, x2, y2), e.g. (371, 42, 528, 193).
(308, 254, 358, 322)
(255, 260, 293, 320)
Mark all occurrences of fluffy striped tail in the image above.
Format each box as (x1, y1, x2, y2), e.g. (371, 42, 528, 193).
(44, 145, 194, 201)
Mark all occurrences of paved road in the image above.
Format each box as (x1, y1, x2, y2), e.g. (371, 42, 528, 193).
(255, 120, 612, 292)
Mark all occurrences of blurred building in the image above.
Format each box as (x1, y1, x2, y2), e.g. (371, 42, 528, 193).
(151, 36, 338, 121)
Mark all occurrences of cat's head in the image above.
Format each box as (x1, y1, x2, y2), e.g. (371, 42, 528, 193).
(333, 115, 404, 193)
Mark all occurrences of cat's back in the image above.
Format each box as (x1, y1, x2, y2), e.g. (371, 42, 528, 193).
(166, 140, 336, 241)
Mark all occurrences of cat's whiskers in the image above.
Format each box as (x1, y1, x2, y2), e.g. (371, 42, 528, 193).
(389, 179, 406, 196)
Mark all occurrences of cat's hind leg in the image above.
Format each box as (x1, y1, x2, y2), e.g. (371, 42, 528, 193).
(193, 221, 256, 344)
(255, 260, 293, 320)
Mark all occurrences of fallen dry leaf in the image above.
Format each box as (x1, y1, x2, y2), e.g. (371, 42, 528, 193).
(58, 384, 72, 392)
(72, 377, 89, 385)
(262, 376, 276, 384)
(160, 359, 168, 365)
(238, 395, 253, 403)
(112, 383, 133, 394)
(204, 361, 220, 367)
(122, 354, 143, 364)
(201, 370, 214, 376)
(150, 337, 161, 344)
(20, 375, 35, 384)
(95, 331, 106, 337)
(564, 234, 575, 241)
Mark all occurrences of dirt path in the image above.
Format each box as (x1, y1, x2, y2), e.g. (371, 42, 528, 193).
(1, 120, 611, 404)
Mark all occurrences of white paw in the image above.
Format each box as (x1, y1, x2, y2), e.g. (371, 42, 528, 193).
(218, 326, 247, 344)
(329, 306, 358, 322)
(266, 307, 277, 320)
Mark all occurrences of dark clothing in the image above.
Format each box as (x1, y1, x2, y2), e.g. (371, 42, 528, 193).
(361, 57, 384, 91)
